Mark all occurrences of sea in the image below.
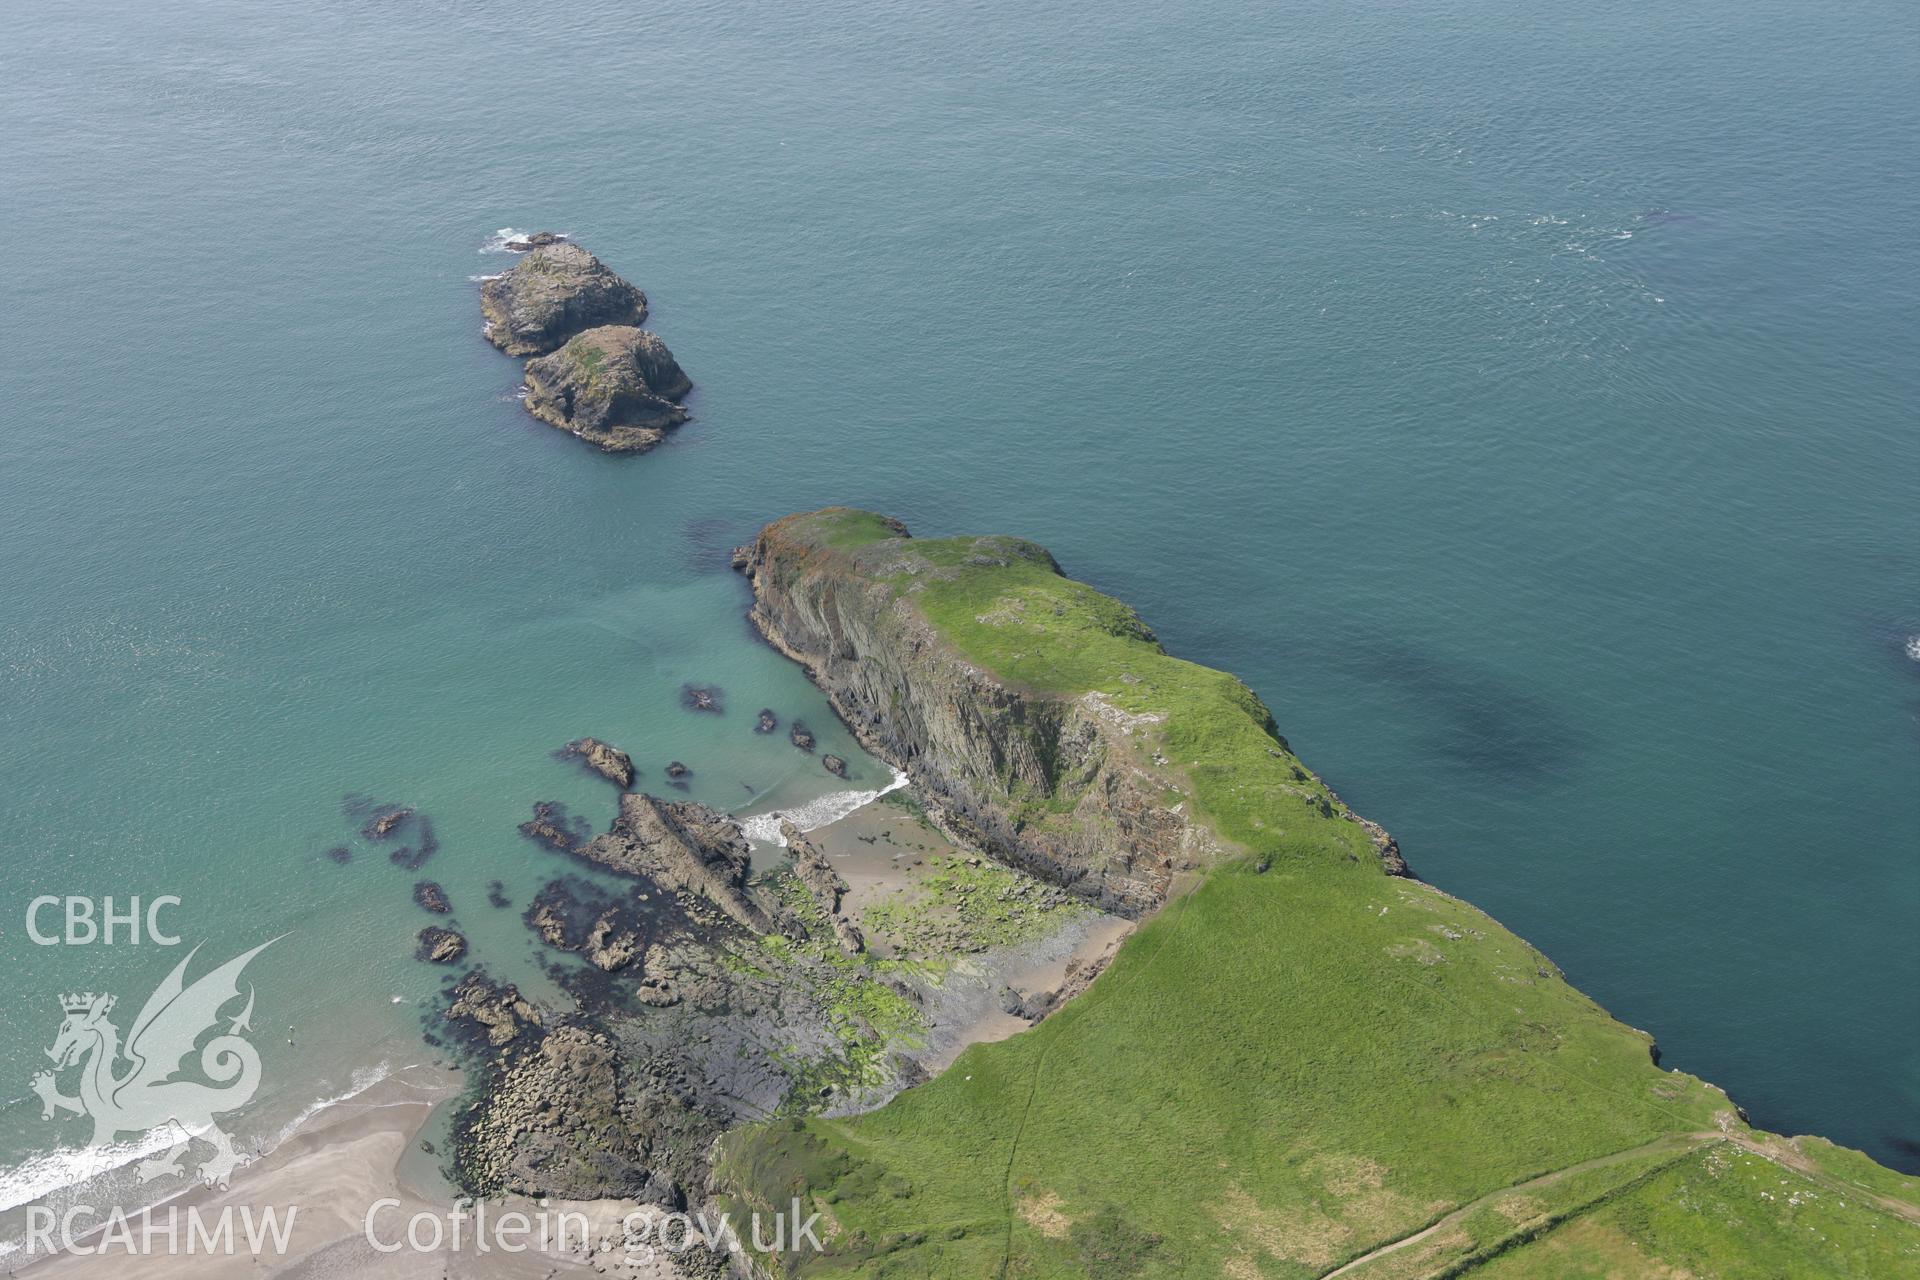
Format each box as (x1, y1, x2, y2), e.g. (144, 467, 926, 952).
(1, 0, 1914, 1234)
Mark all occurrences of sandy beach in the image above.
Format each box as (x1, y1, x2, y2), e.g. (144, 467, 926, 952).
(16, 1065, 694, 1279)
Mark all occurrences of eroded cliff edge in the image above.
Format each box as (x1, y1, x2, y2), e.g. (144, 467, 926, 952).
(734, 508, 1405, 916)
(716, 509, 1920, 1279)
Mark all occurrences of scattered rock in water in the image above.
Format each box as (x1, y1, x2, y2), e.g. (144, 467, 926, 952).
(557, 737, 635, 788)
(323, 845, 352, 866)
(528, 880, 649, 974)
(503, 230, 565, 252)
(522, 326, 692, 453)
(518, 800, 591, 853)
(486, 880, 511, 909)
(665, 761, 691, 780)
(416, 926, 467, 964)
(480, 242, 647, 357)
(414, 881, 452, 914)
(822, 754, 848, 778)
(755, 708, 778, 734)
(680, 683, 724, 714)
(361, 805, 415, 841)
(789, 721, 815, 752)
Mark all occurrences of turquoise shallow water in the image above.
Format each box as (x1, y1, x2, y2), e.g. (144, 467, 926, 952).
(1, 0, 1915, 1215)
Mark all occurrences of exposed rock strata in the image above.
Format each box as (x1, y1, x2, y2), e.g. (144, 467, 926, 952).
(523, 326, 691, 453)
(782, 820, 864, 954)
(576, 793, 776, 935)
(736, 510, 1410, 914)
(480, 241, 646, 357)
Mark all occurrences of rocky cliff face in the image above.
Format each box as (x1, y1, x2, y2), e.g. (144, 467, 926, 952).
(736, 514, 1236, 914)
(480, 241, 648, 356)
(522, 326, 692, 453)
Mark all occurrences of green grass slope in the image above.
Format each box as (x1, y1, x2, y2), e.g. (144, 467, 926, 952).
(718, 509, 1919, 1278)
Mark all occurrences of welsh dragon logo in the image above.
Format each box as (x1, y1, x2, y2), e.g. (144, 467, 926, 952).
(30, 940, 275, 1190)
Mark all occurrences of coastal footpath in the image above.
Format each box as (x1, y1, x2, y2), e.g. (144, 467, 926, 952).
(715, 509, 1920, 1278)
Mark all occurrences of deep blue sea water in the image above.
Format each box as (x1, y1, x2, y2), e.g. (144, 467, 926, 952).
(2, 0, 1915, 1219)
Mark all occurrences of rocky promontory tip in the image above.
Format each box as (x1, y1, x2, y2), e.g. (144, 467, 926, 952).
(522, 326, 692, 454)
(480, 241, 647, 357)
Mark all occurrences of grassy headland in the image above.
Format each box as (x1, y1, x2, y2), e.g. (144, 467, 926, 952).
(717, 509, 1920, 1278)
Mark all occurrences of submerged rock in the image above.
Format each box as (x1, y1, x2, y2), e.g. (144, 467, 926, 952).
(665, 761, 691, 780)
(414, 881, 452, 914)
(523, 326, 691, 453)
(416, 926, 467, 964)
(519, 800, 590, 852)
(755, 708, 778, 734)
(480, 242, 646, 357)
(486, 880, 511, 909)
(361, 805, 414, 840)
(559, 737, 635, 788)
(389, 818, 439, 870)
(323, 845, 352, 865)
(680, 683, 723, 714)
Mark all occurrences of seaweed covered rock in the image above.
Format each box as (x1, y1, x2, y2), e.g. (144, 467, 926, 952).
(480, 242, 646, 357)
(522, 326, 692, 453)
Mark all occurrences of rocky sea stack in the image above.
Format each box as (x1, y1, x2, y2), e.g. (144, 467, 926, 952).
(523, 326, 692, 454)
(480, 241, 647, 357)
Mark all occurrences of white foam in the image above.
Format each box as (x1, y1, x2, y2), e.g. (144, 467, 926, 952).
(479, 227, 569, 254)
(0, 1060, 400, 1218)
(740, 768, 910, 846)
(1906, 634, 1920, 662)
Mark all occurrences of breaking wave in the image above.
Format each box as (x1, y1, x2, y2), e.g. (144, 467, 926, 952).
(739, 768, 910, 846)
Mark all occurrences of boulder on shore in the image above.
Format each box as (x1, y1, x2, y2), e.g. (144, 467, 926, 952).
(522, 326, 692, 453)
(480, 242, 647, 357)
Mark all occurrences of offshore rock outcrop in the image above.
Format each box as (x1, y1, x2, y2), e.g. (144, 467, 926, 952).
(522, 325, 692, 453)
(736, 510, 1410, 914)
(480, 241, 647, 356)
(558, 736, 635, 788)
